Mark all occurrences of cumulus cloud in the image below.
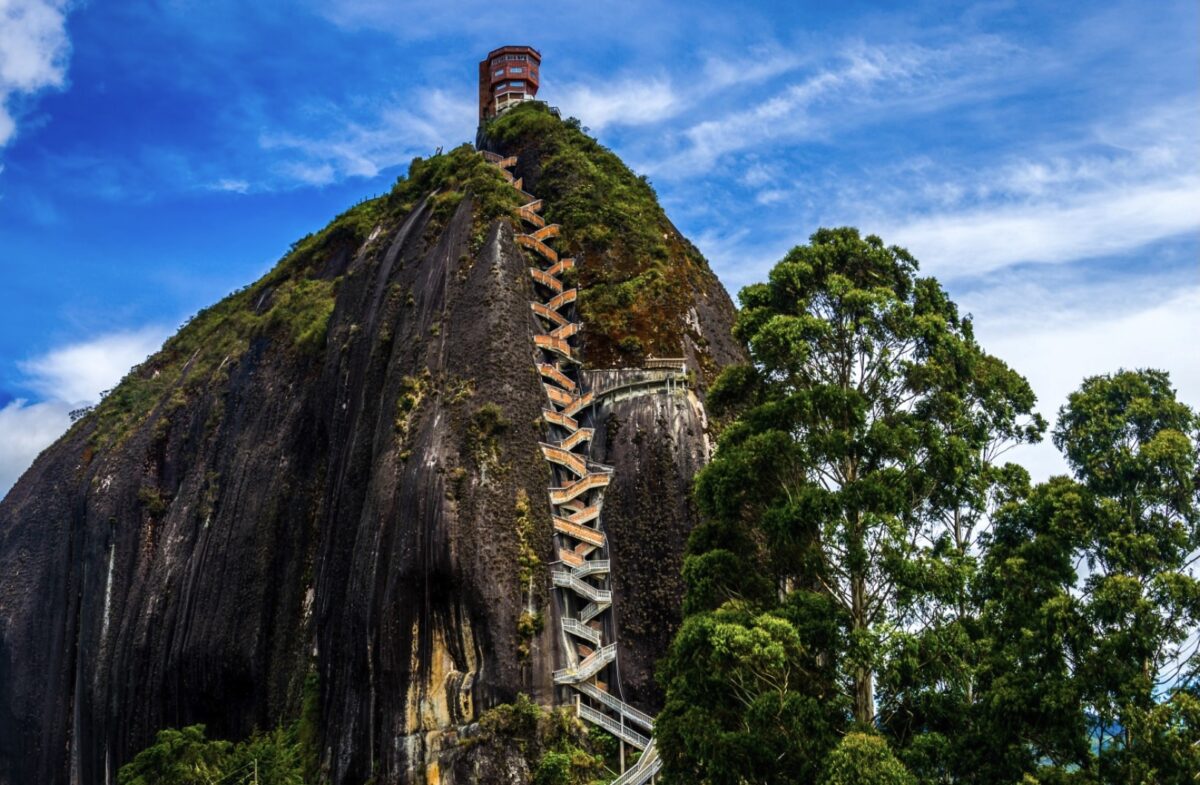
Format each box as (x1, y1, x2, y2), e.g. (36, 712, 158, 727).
(1, 327, 167, 496)
(18, 326, 167, 403)
(0, 0, 72, 148)
(0, 397, 73, 495)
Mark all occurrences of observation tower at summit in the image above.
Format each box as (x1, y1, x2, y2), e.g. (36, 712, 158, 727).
(478, 45, 542, 121)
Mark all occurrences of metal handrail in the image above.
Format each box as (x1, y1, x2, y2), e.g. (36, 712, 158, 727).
(578, 703, 649, 750)
(575, 682, 654, 731)
(552, 570, 612, 603)
(553, 643, 616, 683)
(561, 618, 601, 645)
(570, 559, 609, 578)
(578, 601, 610, 623)
(610, 741, 661, 785)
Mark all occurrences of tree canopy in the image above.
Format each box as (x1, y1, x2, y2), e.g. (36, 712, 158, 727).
(658, 227, 1044, 782)
(659, 228, 1197, 785)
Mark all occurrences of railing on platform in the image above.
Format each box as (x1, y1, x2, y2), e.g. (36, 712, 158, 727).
(644, 357, 686, 371)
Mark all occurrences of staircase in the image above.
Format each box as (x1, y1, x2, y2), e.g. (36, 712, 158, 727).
(480, 147, 666, 785)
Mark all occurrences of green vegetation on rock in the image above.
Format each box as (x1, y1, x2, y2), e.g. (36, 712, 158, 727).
(514, 489, 545, 661)
(117, 724, 304, 785)
(82, 144, 517, 453)
(389, 143, 524, 249)
(468, 694, 604, 784)
(486, 102, 721, 367)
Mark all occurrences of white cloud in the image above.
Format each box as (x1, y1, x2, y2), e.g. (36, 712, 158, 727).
(557, 79, 682, 131)
(701, 48, 805, 90)
(655, 37, 1024, 175)
(0, 398, 72, 496)
(884, 177, 1200, 279)
(1, 326, 168, 496)
(211, 177, 250, 193)
(968, 281, 1200, 483)
(0, 0, 72, 147)
(260, 88, 476, 186)
(18, 326, 167, 404)
(859, 99, 1200, 276)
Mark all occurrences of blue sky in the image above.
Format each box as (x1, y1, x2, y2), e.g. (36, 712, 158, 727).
(1, 0, 1197, 493)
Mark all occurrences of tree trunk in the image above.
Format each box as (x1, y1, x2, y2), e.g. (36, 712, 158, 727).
(852, 571, 873, 724)
(854, 665, 874, 726)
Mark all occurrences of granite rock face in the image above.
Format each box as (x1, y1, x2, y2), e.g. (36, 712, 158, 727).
(0, 128, 745, 785)
(581, 371, 713, 712)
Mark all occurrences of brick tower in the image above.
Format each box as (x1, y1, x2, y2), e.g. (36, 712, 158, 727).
(478, 45, 542, 122)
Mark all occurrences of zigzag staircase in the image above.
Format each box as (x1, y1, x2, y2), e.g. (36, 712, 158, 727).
(479, 149, 663, 784)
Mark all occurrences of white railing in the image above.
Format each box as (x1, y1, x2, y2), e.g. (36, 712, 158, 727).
(553, 643, 616, 683)
(571, 559, 610, 578)
(561, 618, 601, 646)
(552, 570, 613, 603)
(578, 601, 610, 623)
(578, 703, 650, 750)
(610, 741, 662, 785)
(575, 682, 654, 731)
